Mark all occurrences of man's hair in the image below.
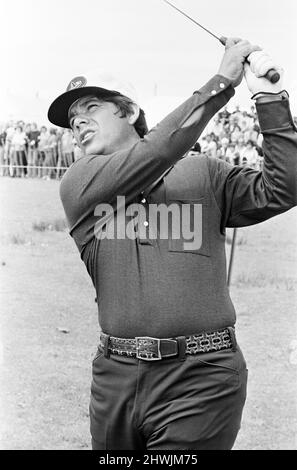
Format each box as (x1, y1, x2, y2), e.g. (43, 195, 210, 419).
(102, 94, 148, 138)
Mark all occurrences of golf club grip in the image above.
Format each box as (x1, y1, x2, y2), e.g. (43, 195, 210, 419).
(264, 68, 280, 84)
(219, 37, 280, 84)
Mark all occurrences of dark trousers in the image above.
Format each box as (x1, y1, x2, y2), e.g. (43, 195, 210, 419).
(90, 345, 248, 450)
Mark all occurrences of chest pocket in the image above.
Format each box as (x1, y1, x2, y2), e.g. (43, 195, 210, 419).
(167, 197, 210, 257)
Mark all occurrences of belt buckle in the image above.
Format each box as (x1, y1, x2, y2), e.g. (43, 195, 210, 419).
(135, 336, 162, 361)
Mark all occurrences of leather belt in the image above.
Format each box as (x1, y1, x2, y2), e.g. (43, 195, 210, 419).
(99, 327, 236, 361)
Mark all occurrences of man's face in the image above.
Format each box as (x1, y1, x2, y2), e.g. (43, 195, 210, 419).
(68, 95, 133, 156)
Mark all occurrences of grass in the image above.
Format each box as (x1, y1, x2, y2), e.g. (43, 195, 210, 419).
(10, 234, 27, 245)
(32, 218, 68, 232)
(226, 233, 247, 246)
(235, 272, 296, 290)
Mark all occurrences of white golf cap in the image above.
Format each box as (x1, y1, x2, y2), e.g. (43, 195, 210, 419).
(48, 71, 140, 128)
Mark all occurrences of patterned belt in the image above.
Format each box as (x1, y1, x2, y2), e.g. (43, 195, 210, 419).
(99, 327, 236, 361)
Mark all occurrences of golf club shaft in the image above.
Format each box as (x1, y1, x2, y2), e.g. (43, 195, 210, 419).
(163, 0, 280, 83)
(163, 0, 222, 42)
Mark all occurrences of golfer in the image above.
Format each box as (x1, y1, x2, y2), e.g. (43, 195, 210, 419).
(48, 38, 297, 450)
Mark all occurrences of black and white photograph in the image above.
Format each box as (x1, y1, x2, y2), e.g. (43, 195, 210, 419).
(0, 0, 296, 452)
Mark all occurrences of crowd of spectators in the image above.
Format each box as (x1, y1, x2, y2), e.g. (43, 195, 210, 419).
(1, 105, 296, 178)
(0, 121, 82, 178)
(190, 104, 265, 169)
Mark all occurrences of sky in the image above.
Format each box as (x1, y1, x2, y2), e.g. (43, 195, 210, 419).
(1, 0, 297, 126)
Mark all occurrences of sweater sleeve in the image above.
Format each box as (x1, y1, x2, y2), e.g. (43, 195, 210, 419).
(207, 96, 297, 229)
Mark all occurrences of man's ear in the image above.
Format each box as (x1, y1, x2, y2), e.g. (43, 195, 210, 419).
(127, 103, 140, 125)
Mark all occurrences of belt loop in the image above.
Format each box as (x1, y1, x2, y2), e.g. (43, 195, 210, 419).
(176, 336, 186, 361)
(227, 327, 237, 352)
(103, 334, 110, 358)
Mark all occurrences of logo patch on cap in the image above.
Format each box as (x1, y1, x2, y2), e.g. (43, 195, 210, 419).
(67, 76, 87, 91)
